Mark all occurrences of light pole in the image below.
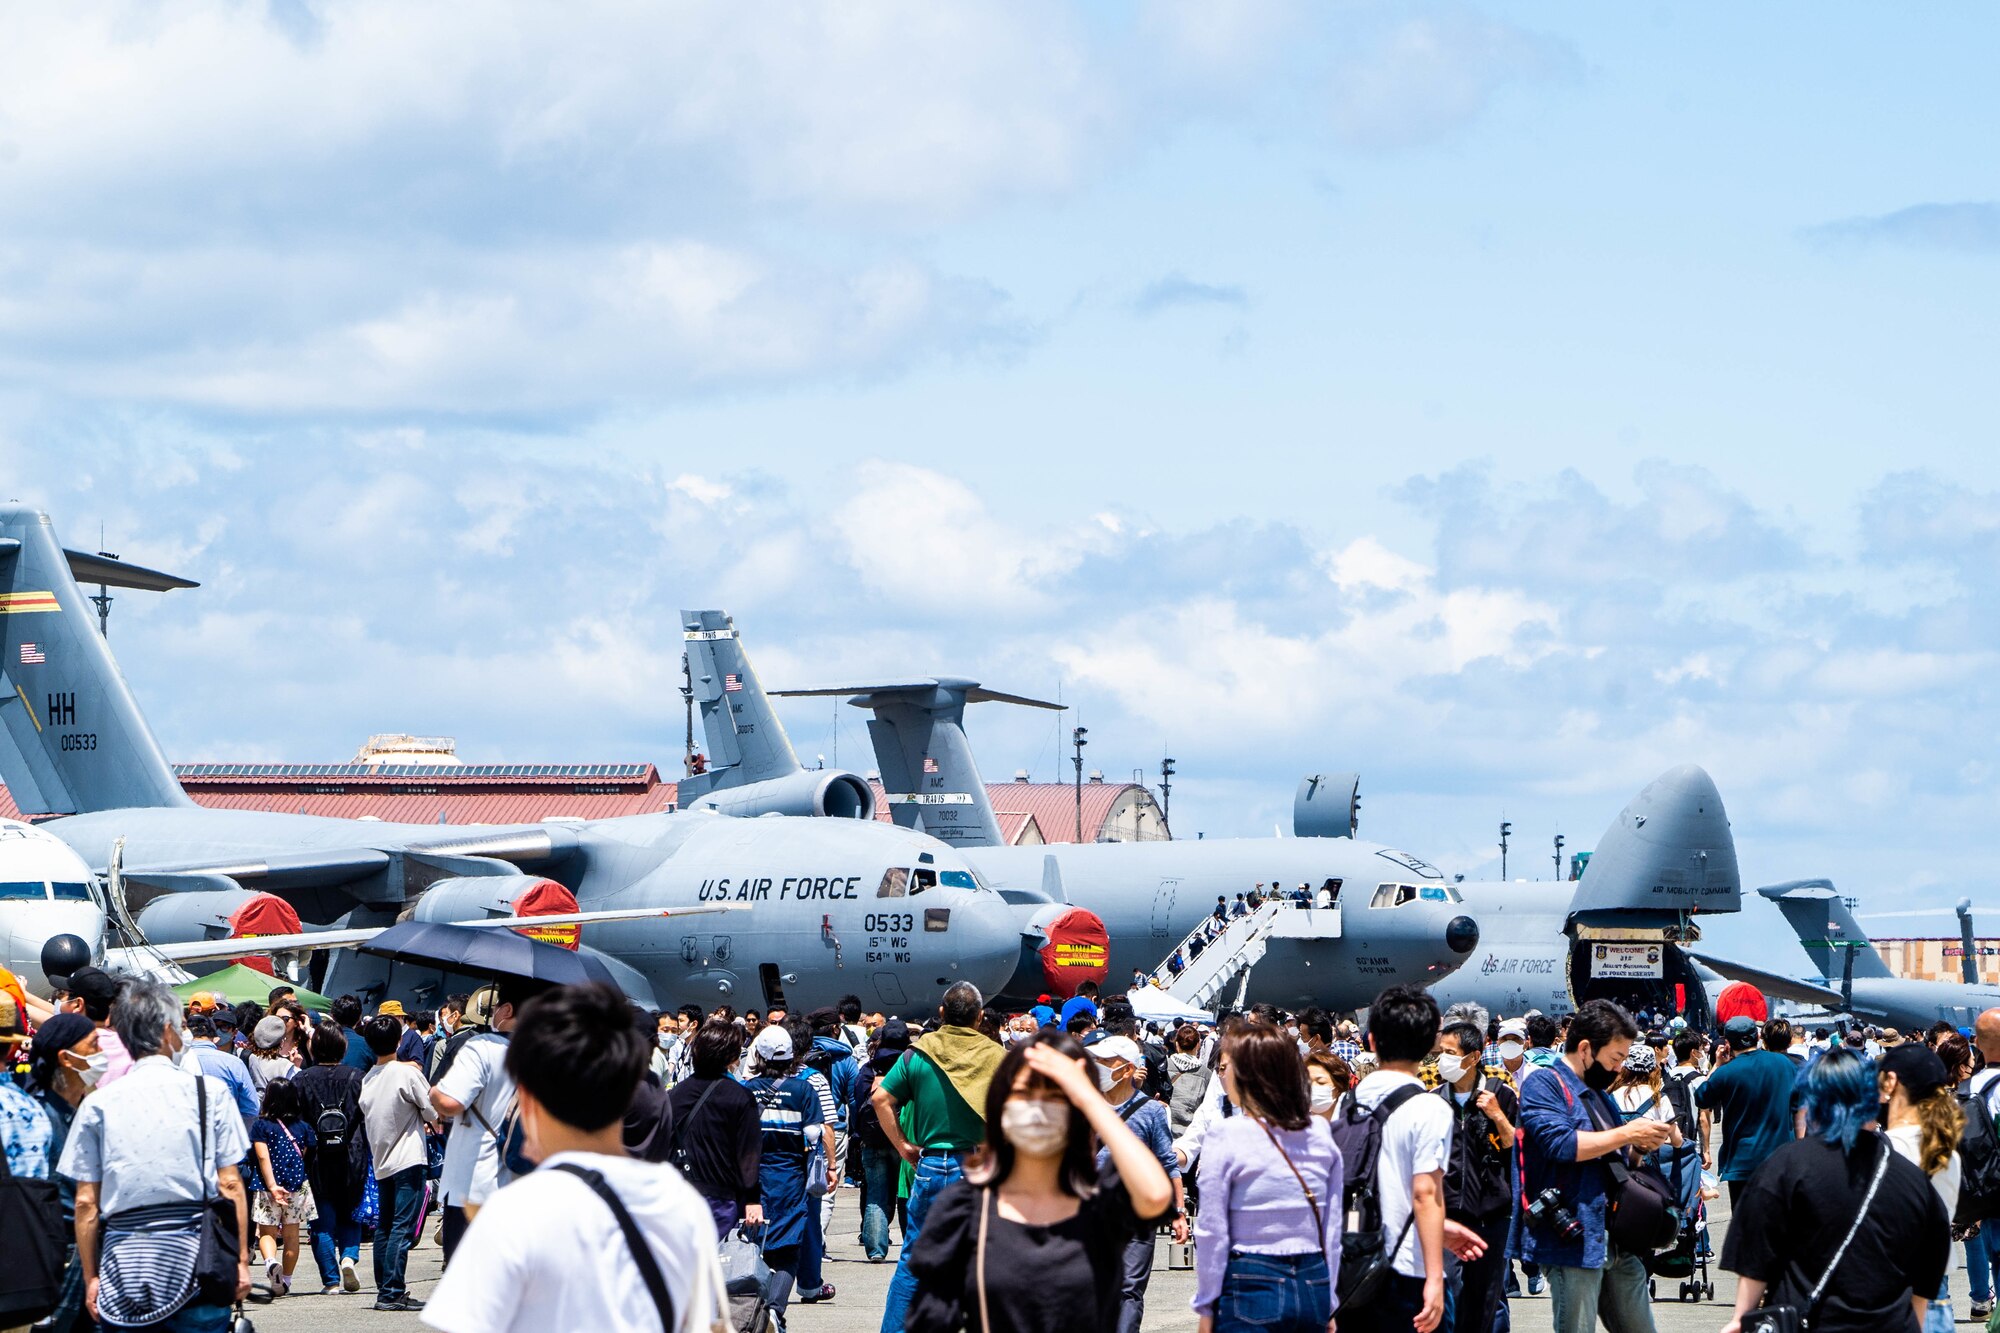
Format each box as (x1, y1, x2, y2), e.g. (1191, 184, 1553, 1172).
(1072, 726, 1089, 843)
(1160, 756, 1175, 830)
(1499, 821, 1511, 880)
(1553, 834, 1565, 881)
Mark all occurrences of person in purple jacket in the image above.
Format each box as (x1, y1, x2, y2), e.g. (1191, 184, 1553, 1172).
(1193, 1020, 1344, 1333)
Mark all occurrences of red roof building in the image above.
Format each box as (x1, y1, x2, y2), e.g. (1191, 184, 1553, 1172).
(0, 763, 1169, 844)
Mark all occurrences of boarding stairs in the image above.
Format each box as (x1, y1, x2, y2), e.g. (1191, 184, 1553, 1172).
(1146, 898, 1305, 1012)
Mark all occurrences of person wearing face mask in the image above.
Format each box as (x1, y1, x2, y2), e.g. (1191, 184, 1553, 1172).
(1507, 998, 1672, 1333)
(1193, 1020, 1343, 1333)
(421, 984, 730, 1333)
(1494, 1019, 1529, 1081)
(1695, 1014, 1802, 1208)
(27, 1011, 102, 1333)
(1086, 1035, 1186, 1333)
(1433, 1020, 1516, 1333)
(903, 1031, 1174, 1333)
(1303, 1051, 1350, 1121)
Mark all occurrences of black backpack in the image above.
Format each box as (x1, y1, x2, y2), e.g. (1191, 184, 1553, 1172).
(314, 1099, 350, 1151)
(851, 1063, 888, 1148)
(1330, 1084, 1423, 1308)
(1661, 1069, 1700, 1143)
(0, 1106, 63, 1328)
(1437, 1079, 1514, 1224)
(1958, 1074, 2000, 1224)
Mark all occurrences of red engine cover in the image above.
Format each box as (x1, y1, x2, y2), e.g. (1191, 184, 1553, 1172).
(1037, 907, 1110, 998)
(225, 894, 304, 977)
(1715, 981, 1769, 1026)
(510, 879, 582, 951)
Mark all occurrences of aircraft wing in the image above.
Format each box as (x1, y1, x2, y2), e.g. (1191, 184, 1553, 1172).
(110, 903, 748, 966)
(1687, 950, 1848, 1008)
(773, 681, 1065, 710)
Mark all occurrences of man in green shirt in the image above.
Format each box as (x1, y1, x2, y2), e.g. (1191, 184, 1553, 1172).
(872, 982, 1001, 1333)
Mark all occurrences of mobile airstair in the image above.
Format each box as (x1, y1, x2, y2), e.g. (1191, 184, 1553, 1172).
(1145, 895, 1342, 1012)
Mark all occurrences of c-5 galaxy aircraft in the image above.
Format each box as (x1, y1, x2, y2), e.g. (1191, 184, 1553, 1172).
(1693, 882, 2000, 1030)
(678, 617, 1480, 1010)
(0, 507, 1043, 1015)
(704, 627, 1742, 1019)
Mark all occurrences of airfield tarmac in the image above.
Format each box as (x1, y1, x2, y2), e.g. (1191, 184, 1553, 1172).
(246, 1191, 1786, 1333)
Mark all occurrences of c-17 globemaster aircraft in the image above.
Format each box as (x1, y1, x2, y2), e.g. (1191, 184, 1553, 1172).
(695, 620, 1743, 1018)
(680, 614, 1480, 1010)
(0, 507, 1058, 1015)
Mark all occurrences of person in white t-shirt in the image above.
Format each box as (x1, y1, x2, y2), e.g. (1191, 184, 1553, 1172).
(430, 980, 532, 1263)
(1345, 984, 1455, 1333)
(422, 982, 727, 1333)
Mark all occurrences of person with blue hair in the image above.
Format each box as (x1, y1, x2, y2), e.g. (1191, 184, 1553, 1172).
(1721, 1047, 1951, 1333)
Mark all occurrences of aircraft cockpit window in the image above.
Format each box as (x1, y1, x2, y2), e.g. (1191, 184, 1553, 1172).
(1418, 884, 1462, 904)
(910, 868, 938, 895)
(1369, 882, 1421, 908)
(50, 881, 91, 901)
(938, 870, 978, 891)
(877, 868, 909, 898)
(0, 881, 46, 899)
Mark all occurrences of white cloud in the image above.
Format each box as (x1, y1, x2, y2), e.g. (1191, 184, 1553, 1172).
(1328, 10, 1578, 151)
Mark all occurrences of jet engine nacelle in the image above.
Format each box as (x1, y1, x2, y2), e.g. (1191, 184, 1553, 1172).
(1294, 773, 1360, 839)
(412, 875, 586, 949)
(135, 888, 302, 946)
(685, 769, 876, 821)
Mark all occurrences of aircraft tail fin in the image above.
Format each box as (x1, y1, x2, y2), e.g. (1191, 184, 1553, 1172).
(1757, 880, 1893, 981)
(676, 610, 802, 802)
(774, 678, 1063, 848)
(0, 507, 195, 813)
(1565, 765, 1739, 922)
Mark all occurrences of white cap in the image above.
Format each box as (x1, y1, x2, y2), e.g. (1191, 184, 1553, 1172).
(1498, 1019, 1528, 1040)
(1089, 1035, 1145, 1068)
(752, 1026, 794, 1063)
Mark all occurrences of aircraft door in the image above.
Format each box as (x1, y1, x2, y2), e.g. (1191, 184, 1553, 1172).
(759, 963, 789, 1013)
(1151, 879, 1179, 939)
(873, 972, 908, 1007)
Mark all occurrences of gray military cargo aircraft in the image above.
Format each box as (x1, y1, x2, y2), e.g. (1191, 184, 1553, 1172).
(716, 635, 1744, 1018)
(0, 506, 1038, 1015)
(678, 618, 1478, 1010)
(1692, 882, 2000, 1030)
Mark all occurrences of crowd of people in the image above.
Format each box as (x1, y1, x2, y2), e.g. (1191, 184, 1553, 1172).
(1, 951, 1991, 1333)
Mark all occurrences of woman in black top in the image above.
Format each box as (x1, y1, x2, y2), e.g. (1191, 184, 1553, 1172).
(663, 1018, 764, 1238)
(291, 1020, 370, 1295)
(1723, 1047, 1950, 1333)
(905, 1031, 1174, 1333)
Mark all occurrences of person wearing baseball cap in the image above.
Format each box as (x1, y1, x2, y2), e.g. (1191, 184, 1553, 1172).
(1697, 1014, 1802, 1205)
(742, 1019, 832, 1323)
(186, 991, 221, 1015)
(1088, 1033, 1185, 1331)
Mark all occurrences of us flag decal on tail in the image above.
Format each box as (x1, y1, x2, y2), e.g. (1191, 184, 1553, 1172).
(18, 643, 45, 663)
(723, 673, 743, 692)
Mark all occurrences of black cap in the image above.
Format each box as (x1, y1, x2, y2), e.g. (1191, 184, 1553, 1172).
(1881, 1042, 1950, 1101)
(1722, 1015, 1760, 1049)
(67, 966, 121, 1022)
(872, 1018, 911, 1065)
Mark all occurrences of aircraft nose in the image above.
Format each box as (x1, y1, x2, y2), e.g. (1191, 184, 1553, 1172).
(1446, 915, 1480, 954)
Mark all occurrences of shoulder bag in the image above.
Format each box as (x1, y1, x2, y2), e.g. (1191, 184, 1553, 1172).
(1742, 1135, 1891, 1333)
(1562, 1071, 1682, 1253)
(551, 1164, 678, 1331)
(669, 1078, 723, 1178)
(0, 1100, 62, 1327)
(975, 1186, 994, 1333)
(193, 1076, 246, 1304)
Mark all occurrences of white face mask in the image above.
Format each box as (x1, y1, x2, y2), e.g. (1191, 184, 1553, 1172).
(74, 1050, 108, 1088)
(1094, 1060, 1119, 1092)
(1310, 1083, 1336, 1114)
(1001, 1099, 1070, 1158)
(1497, 1040, 1524, 1062)
(1437, 1053, 1471, 1086)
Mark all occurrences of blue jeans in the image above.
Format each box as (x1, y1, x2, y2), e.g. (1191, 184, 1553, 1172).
(103, 1300, 232, 1332)
(859, 1142, 899, 1260)
(1213, 1251, 1333, 1333)
(1969, 1225, 2000, 1304)
(309, 1201, 364, 1287)
(879, 1151, 964, 1333)
(1546, 1250, 1657, 1333)
(1924, 1274, 1954, 1333)
(373, 1165, 426, 1302)
(800, 1192, 826, 1291)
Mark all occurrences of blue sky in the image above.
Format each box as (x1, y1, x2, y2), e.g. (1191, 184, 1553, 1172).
(4, 2, 1999, 962)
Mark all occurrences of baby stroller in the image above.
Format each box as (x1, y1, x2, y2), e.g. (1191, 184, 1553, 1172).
(1642, 1141, 1713, 1302)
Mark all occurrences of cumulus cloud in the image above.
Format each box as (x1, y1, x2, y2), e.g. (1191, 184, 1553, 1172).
(1130, 273, 1249, 316)
(1327, 9, 1579, 151)
(1804, 202, 2000, 255)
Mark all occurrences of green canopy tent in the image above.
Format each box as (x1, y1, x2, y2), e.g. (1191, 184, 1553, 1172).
(172, 964, 329, 1013)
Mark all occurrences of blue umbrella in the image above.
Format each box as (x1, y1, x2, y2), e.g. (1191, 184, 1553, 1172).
(358, 920, 622, 990)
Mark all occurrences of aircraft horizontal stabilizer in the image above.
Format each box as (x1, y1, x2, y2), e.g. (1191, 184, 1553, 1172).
(773, 680, 1066, 711)
(114, 902, 749, 965)
(61, 549, 200, 592)
(1686, 950, 1847, 1008)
